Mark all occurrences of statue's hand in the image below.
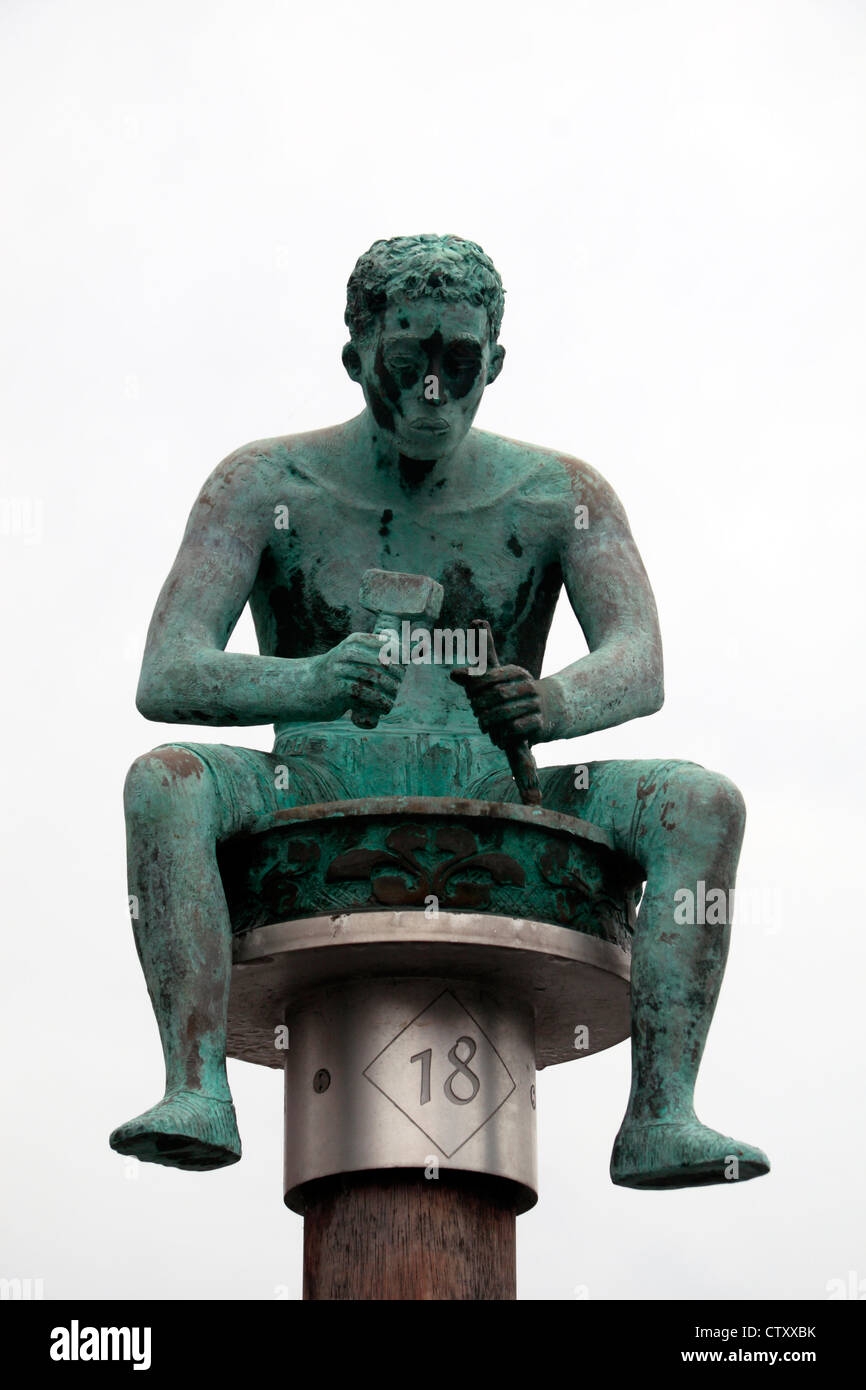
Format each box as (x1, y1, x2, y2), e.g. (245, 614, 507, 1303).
(311, 633, 405, 722)
(450, 664, 548, 747)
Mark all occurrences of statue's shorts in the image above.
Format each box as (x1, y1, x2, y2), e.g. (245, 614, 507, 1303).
(154, 721, 702, 872)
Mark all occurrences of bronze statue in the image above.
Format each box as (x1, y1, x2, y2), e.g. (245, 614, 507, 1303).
(111, 234, 769, 1188)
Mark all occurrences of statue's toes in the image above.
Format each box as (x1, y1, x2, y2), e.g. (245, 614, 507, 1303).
(611, 1121, 770, 1190)
(109, 1092, 241, 1172)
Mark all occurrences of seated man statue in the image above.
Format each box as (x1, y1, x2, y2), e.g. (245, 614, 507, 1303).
(110, 233, 769, 1188)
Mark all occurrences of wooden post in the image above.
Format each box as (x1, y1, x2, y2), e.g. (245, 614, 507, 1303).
(226, 899, 634, 1303)
(302, 1171, 517, 1300)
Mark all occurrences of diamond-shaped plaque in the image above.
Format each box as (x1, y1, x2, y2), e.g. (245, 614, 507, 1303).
(363, 990, 516, 1157)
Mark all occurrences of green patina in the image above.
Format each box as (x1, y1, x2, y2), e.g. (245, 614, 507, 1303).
(110, 234, 769, 1190)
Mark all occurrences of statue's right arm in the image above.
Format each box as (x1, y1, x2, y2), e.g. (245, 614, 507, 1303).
(134, 450, 402, 727)
(134, 450, 321, 725)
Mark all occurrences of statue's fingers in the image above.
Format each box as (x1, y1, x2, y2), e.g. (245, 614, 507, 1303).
(450, 665, 512, 687)
(362, 670, 403, 698)
(510, 713, 544, 738)
(355, 667, 402, 694)
(343, 633, 404, 664)
(378, 648, 407, 673)
(349, 679, 396, 713)
(470, 681, 537, 710)
(476, 696, 540, 723)
(474, 664, 532, 685)
(345, 632, 388, 651)
(341, 654, 404, 684)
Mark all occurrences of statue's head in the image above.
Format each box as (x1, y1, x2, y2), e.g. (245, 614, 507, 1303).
(343, 234, 505, 460)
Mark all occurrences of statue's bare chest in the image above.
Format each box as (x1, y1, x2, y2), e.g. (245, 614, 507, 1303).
(251, 484, 562, 667)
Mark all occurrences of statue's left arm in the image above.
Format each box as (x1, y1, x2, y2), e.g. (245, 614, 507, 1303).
(455, 460, 664, 748)
(538, 463, 665, 741)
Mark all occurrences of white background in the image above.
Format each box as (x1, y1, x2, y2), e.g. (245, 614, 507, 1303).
(1, 0, 864, 1300)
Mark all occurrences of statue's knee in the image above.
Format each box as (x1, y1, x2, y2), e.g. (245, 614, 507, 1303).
(124, 747, 214, 829)
(660, 764, 746, 851)
(709, 771, 746, 837)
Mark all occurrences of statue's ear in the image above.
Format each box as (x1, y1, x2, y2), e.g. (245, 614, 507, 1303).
(342, 342, 363, 382)
(487, 344, 505, 385)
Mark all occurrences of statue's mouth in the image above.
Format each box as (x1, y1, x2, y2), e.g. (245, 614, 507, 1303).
(409, 418, 450, 434)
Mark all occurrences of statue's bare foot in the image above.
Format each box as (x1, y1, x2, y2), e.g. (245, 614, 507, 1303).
(610, 1117, 769, 1190)
(109, 1089, 241, 1172)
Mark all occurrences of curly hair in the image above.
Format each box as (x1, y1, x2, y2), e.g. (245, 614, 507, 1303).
(345, 234, 505, 344)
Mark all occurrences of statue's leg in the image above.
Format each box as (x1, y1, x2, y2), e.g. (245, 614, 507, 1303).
(468, 756, 770, 1189)
(109, 742, 323, 1172)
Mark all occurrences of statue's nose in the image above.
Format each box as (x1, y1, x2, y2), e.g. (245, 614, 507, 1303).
(422, 360, 447, 406)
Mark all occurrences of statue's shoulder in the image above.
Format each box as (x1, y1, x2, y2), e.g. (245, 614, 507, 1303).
(472, 430, 619, 514)
(197, 427, 340, 511)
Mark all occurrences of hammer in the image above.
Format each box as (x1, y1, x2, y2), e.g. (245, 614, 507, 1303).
(352, 568, 444, 729)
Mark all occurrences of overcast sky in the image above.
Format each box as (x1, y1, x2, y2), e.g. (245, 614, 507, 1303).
(1, 0, 864, 1300)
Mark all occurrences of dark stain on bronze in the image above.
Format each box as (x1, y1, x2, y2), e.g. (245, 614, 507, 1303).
(267, 570, 352, 654)
(398, 454, 436, 489)
(151, 749, 204, 781)
(367, 383, 395, 433)
(511, 561, 561, 671)
(374, 341, 402, 407)
(439, 560, 488, 633)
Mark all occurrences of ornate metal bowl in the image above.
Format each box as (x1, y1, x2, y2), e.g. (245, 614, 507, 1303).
(221, 797, 643, 1071)
(219, 796, 640, 946)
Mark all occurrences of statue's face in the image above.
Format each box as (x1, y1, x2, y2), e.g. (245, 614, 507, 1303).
(345, 296, 504, 460)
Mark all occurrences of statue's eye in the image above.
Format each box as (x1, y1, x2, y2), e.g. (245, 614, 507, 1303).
(384, 349, 422, 384)
(393, 361, 421, 387)
(444, 347, 480, 377)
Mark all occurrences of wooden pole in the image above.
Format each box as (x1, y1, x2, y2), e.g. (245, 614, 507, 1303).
(302, 1171, 517, 1300)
